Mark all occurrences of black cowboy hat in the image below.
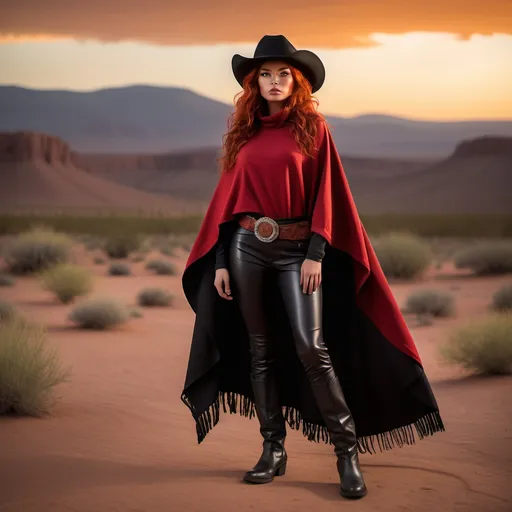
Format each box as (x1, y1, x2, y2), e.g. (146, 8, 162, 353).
(232, 35, 325, 93)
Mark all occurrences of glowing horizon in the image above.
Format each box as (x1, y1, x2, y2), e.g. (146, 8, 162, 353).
(1, 0, 511, 121)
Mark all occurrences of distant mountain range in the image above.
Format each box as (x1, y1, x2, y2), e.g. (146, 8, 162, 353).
(76, 136, 512, 214)
(1, 85, 512, 158)
(0, 132, 204, 215)
(1, 130, 511, 214)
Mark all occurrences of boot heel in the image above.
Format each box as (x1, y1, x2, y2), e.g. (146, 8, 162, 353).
(275, 462, 287, 476)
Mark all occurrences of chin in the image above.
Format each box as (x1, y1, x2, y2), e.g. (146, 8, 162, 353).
(266, 95, 289, 103)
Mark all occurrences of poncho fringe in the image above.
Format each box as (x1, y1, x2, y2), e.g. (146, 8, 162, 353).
(181, 390, 445, 454)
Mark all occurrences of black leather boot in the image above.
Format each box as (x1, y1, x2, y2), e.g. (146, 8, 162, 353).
(243, 377, 287, 484)
(310, 372, 367, 499)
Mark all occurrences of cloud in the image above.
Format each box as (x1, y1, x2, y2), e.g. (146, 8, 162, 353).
(1, 0, 511, 49)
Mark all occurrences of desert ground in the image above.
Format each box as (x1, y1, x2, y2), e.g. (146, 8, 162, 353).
(0, 243, 511, 512)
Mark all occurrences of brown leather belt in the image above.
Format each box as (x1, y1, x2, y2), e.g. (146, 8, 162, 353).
(238, 215, 311, 243)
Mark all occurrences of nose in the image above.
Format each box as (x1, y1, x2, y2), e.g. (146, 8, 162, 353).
(271, 75, 279, 84)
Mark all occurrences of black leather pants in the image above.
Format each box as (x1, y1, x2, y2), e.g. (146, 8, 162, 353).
(229, 226, 334, 437)
(230, 225, 367, 496)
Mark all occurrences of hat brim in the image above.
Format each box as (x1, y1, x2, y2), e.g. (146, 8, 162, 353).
(232, 50, 325, 94)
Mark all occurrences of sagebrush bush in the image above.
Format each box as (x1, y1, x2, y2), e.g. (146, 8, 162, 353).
(403, 289, 455, 318)
(40, 263, 93, 304)
(137, 237, 152, 254)
(145, 259, 176, 276)
(373, 232, 432, 279)
(130, 308, 143, 318)
(0, 300, 17, 322)
(491, 284, 512, 312)
(108, 262, 131, 276)
(416, 313, 434, 327)
(454, 241, 512, 275)
(76, 234, 102, 251)
(137, 288, 173, 307)
(68, 298, 130, 330)
(130, 255, 146, 263)
(0, 316, 70, 416)
(4, 227, 73, 274)
(0, 274, 15, 287)
(440, 313, 512, 375)
(159, 246, 175, 257)
(85, 240, 103, 251)
(103, 234, 141, 259)
(93, 257, 106, 265)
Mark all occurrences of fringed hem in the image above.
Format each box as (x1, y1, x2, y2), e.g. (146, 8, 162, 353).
(181, 391, 445, 454)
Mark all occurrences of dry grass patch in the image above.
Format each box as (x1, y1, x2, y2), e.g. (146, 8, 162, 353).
(68, 298, 130, 330)
(40, 263, 93, 304)
(0, 316, 71, 416)
(373, 232, 432, 279)
(454, 241, 512, 276)
(4, 227, 73, 275)
(137, 288, 173, 307)
(440, 313, 512, 375)
(491, 284, 512, 312)
(402, 289, 455, 318)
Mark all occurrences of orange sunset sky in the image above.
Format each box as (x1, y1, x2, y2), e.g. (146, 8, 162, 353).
(0, 0, 511, 120)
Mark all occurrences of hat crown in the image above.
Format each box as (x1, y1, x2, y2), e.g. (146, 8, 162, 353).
(253, 35, 297, 59)
(231, 34, 325, 93)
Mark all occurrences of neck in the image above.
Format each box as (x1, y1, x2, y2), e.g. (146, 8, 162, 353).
(267, 101, 285, 116)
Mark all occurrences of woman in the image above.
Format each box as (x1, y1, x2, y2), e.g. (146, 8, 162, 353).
(181, 35, 444, 500)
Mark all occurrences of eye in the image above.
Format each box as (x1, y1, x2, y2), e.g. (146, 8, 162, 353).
(281, 71, 290, 76)
(260, 72, 270, 77)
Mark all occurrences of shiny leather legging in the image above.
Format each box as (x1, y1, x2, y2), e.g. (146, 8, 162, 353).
(229, 225, 336, 385)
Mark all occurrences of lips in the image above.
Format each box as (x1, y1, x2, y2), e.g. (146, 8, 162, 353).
(269, 89, 281, 94)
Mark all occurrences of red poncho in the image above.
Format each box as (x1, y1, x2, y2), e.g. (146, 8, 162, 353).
(181, 109, 444, 452)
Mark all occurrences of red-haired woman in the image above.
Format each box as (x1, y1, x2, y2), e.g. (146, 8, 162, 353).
(181, 35, 444, 501)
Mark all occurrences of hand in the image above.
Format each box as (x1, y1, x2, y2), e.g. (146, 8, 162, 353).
(214, 268, 233, 300)
(300, 259, 322, 294)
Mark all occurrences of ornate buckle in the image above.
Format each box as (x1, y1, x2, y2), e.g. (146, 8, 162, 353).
(254, 217, 279, 243)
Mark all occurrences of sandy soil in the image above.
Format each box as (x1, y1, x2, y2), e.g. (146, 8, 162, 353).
(0, 249, 511, 512)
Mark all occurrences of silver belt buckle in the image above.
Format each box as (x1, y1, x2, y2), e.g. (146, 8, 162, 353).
(254, 217, 279, 243)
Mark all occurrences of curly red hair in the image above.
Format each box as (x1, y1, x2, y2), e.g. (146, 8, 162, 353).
(219, 64, 326, 173)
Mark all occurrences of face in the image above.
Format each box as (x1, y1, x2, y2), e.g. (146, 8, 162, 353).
(257, 60, 294, 105)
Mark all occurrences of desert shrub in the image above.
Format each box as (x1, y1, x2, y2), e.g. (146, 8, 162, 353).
(373, 232, 432, 279)
(416, 313, 434, 327)
(103, 234, 141, 259)
(108, 262, 131, 276)
(159, 246, 175, 257)
(86, 239, 103, 251)
(0, 301, 17, 322)
(151, 233, 195, 254)
(403, 289, 455, 318)
(0, 316, 70, 416)
(0, 274, 15, 287)
(145, 259, 176, 276)
(68, 298, 130, 330)
(75, 234, 102, 251)
(440, 313, 512, 375)
(4, 227, 73, 274)
(93, 257, 106, 265)
(137, 288, 173, 307)
(130, 255, 146, 263)
(130, 308, 143, 318)
(454, 241, 512, 275)
(40, 263, 93, 304)
(491, 284, 512, 312)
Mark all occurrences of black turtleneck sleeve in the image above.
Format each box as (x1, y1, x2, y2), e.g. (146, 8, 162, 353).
(215, 241, 228, 270)
(215, 221, 236, 270)
(305, 232, 328, 262)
